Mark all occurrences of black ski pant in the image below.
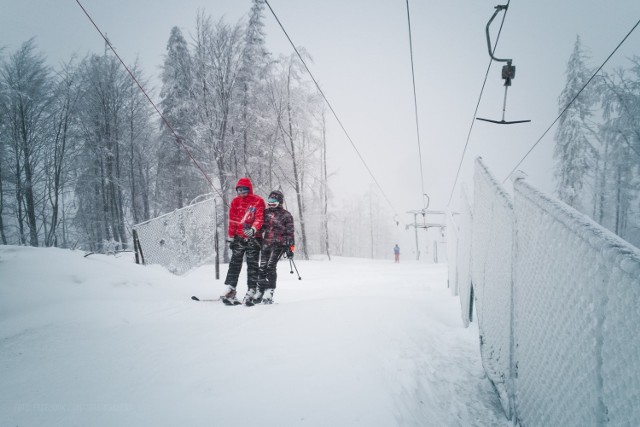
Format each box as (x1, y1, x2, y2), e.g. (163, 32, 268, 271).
(258, 246, 285, 290)
(225, 237, 261, 290)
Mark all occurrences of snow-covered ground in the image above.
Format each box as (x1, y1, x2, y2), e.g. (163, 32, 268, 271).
(0, 246, 509, 426)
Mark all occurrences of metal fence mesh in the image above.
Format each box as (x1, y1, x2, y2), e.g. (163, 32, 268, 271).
(471, 160, 515, 419)
(132, 198, 218, 275)
(448, 158, 640, 426)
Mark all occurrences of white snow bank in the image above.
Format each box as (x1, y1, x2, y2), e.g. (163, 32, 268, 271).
(0, 246, 508, 426)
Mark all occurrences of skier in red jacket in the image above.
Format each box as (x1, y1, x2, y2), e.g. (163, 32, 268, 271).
(222, 177, 265, 305)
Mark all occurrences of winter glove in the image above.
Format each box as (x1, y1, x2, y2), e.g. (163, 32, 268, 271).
(243, 226, 256, 238)
(286, 245, 295, 259)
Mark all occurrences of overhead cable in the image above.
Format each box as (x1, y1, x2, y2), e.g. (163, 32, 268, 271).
(264, 0, 397, 214)
(447, 0, 510, 207)
(405, 0, 427, 206)
(502, 16, 640, 183)
(74, 0, 220, 199)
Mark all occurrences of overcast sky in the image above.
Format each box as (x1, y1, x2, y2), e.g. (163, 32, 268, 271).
(2, 0, 640, 237)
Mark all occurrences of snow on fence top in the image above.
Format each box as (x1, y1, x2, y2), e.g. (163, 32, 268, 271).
(448, 157, 640, 426)
(513, 176, 640, 427)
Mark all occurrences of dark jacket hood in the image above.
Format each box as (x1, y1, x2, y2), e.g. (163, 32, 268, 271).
(268, 190, 284, 204)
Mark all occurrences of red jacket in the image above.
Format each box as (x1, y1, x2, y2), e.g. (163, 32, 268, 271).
(227, 177, 265, 238)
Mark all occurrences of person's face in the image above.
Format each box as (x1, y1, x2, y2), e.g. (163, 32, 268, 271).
(236, 187, 250, 197)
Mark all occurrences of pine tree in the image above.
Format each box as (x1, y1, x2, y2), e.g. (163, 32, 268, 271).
(157, 26, 204, 214)
(597, 64, 640, 246)
(553, 36, 598, 211)
(237, 0, 270, 178)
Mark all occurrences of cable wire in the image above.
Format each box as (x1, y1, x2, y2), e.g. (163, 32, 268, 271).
(447, 0, 510, 207)
(74, 0, 222, 201)
(405, 0, 426, 206)
(264, 0, 397, 214)
(502, 16, 640, 183)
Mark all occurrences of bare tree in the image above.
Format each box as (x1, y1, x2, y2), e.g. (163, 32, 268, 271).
(0, 39, 51, 246)
(75, 54, 132, 250)
(192, 13, 245, 261)
(44, 59, 80, 247)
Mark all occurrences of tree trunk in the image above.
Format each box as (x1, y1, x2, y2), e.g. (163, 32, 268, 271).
(46, 96, 70, 247)
(0, 158, 6, 244)
(13, 134, 26, 245)
(285, 72, 308, 260)
(19, 105, 39, 247)
(597, 138, 610, 225)
(321, 111, 331, 260)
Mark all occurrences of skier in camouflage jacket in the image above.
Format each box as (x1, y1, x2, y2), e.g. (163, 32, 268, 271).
(256, 190, 295, 301)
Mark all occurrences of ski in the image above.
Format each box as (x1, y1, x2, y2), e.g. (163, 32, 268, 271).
(190, 295, 273, 305)
(191, 296, 220, 302)
(245, 300, 276, 306)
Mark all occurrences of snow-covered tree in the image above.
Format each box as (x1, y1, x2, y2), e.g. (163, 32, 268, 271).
(74, 53, 157, 251)
(157, 26, 205, 214)
(122, 60, 157, 226)
(553, 35, 598, 211)
(236, 0, 270, 178)
(192, 12, 246, 261)
(44, 58, 81, 247)
(0, 50, 7, 245)
(0, 39, 52, 246)
(597, 63, 640, 246)
(265, 53, 324, 259)
(0, 3, 400, 258)
(74, 54, 127, 250)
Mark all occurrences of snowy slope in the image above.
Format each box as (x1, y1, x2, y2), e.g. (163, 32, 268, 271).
(0, 246, 508, 426)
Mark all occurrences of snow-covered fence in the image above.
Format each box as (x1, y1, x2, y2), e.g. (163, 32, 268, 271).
(132, 198, 218, 275)
(470, 160, 515, 420)
(448, 158, 640, 426)
(446, 187, 473, 326)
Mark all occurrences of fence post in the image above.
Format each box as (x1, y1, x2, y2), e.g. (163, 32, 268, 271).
(132, 229, 145, 265)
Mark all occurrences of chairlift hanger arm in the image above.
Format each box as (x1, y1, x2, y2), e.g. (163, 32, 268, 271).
(476, 3, 531, 125)
(486, 4, 511, 64)
(476, 117, 531, 125)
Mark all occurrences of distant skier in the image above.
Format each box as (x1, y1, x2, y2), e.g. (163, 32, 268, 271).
(250, 190, 295, 305)
(222, 177, 265, 305)
(394, 244, 400, 263)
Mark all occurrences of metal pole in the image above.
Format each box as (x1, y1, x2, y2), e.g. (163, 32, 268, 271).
(214, 199, 220, 280)
(414, 213, 420, 260)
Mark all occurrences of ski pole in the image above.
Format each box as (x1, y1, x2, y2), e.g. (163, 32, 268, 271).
(290, 258, 302, 280)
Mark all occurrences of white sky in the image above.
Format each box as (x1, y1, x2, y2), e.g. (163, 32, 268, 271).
(2, 0, 640, 226)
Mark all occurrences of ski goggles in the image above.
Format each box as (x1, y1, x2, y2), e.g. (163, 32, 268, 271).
(236, 186, 250, 195)
(267, 198, 280, 205)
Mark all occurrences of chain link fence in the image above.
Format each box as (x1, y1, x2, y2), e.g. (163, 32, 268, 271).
(132, 198, 219, 275)
(448, 158, 640, 426)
